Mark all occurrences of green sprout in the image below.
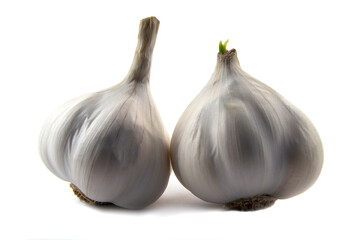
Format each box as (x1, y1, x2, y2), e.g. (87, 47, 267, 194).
(219, 39, 229, 53)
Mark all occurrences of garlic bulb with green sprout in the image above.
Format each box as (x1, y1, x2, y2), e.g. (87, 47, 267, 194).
(39, 16, 170, 209)
(170, 40, 323, 211)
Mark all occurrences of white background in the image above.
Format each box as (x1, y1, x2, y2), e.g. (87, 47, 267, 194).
(1, 0, 359, 239)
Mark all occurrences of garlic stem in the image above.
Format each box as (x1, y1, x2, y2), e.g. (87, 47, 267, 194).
(126, 16, 160, 83)
(217, 48, 239, 65)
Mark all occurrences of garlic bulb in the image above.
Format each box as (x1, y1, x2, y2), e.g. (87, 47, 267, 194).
(39, 17, 170, 209)
(170, 41, 323, 211)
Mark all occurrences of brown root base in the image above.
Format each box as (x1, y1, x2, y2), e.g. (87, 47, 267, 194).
(225, 194, 277, 211)
(70, 183, 110, 206)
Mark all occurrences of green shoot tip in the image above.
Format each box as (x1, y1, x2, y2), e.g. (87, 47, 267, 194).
(219, 39, 229, 53)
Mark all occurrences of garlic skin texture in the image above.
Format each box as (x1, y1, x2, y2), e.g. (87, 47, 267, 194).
(39, 17, 170, 209)
(170, 48, 323, 210)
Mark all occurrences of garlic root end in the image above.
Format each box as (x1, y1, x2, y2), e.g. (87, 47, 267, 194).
(70, 184, 110, 206)
(225, 195, 277, 211)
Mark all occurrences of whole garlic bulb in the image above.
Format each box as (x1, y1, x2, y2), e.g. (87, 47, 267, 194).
(170, 42, 323, 211)
(39, 17, 170, 209)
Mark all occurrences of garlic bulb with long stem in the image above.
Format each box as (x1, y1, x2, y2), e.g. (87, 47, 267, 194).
(170, 41, 323, 211)
(39, 16, 170, 209)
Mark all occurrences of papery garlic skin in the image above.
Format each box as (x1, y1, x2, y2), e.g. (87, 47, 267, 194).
(39, 17, 170, 209)
(170, 49, 323, 209)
